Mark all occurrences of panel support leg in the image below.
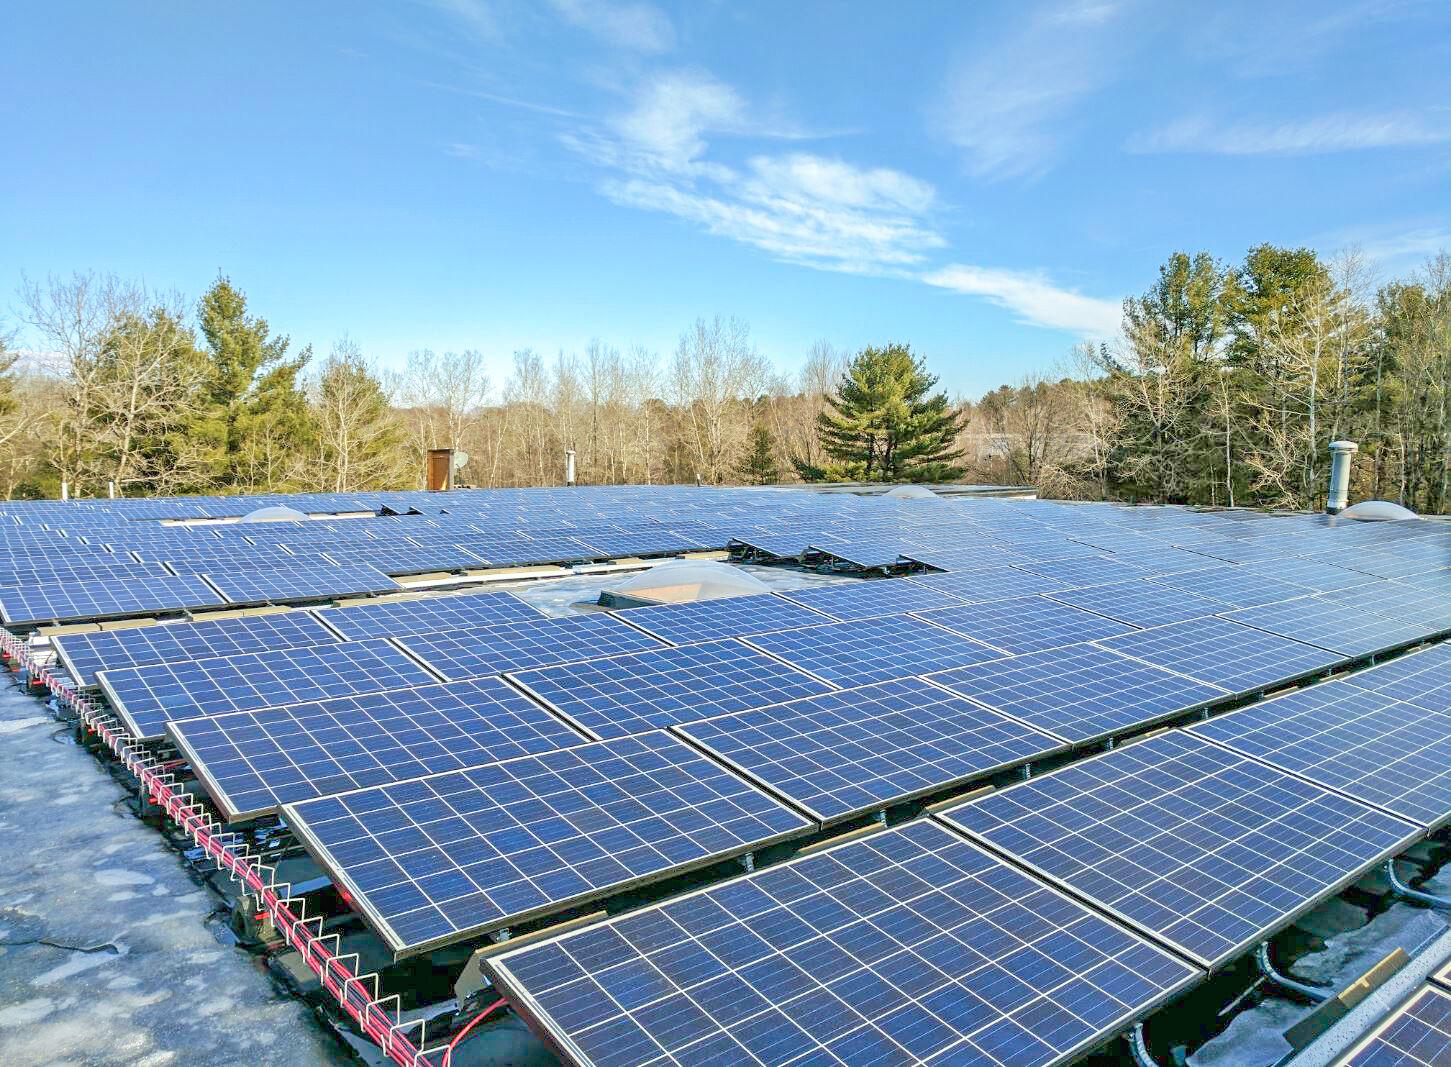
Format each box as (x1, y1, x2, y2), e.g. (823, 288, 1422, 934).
(739, 852, 755, 874)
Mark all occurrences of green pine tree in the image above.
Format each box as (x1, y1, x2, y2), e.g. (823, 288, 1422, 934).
(798, 343, 965, 482)
(739, 421, 780, 484)
(195, 276, 310, 489)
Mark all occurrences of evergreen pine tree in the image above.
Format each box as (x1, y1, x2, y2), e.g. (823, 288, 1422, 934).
(798, 343, 965, 482)
(739, 421, 780, 484)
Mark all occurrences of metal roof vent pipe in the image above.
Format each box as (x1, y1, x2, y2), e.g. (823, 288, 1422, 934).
(1325, 440, 1357, 514)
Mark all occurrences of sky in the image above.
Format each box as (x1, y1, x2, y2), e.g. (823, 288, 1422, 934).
(3, 0, 1449, 398)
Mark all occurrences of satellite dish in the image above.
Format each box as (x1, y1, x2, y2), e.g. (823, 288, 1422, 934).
(451, 451, 469, 471)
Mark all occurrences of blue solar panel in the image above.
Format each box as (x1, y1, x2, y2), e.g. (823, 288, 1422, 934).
(0, 559, 175, 587)
(915, 595, 1136, 655)
(897, 544, 1028, 570)
(1339, 986, 1451, 1067)
(1095, 617, 1344, 696)
(1045, 581, 1230, 629)
(778, 578, 967, 622)
(1015, 556, 1152, 588)
(929, 644, 1226, 744)
(744, 615, 1003, 688)
(313, 591, 544, 640)
(0, 574, 228, 626)
(941, 730, 1420, 968)
(397, 614, 665, 681)
(1192, 682, 1451, 829)
(804, 537, 922, 569)
(1240, 556, 1382, 593)
(678, 676, 1066, 824)
(340, 543, 489, 574)
(52, 611, 342, 687)
(284, 731, 811, 955)
(906, 566, 1070, 602)
(1221, 596, 1437, 657)
(168, 677, 584, 821)
(98, 637, 440, 739)
(508, 639, 834, 740)
(609, 593, 833, 646)
(203, 560, 400, 604)
(486, 820, 1200, 1067)
(1328, 581, 1451, 633)
(1343, 644, 1451, 711)
(1149, 565, 1307, 608)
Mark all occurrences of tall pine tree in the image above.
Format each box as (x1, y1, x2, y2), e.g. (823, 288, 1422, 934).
(195, 276, 310, 489)
(799, 343, 965, 482)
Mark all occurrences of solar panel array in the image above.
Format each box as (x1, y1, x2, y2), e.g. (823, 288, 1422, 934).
(283, 731, 812, 955)
(942, 731, 1420, 967)
(312, 589, 544, 640)
(677, 676, 1066, 824)
(487, 820, 1200, 1067)
(509, 639, 835, 740)
(99, 637, 440, 739)
(53, 611, 342, 688)
(168, 677, 584, 821)
(0, 573, 228, 625)
(397, 614, 665, 681)
(609, 592, 832, 646)
(778, 577, 966, 621)
(202, 560, 400, 605)
(744, 614, 1004, 688)
(915, 595, 1136, 655)
(1338, 986, 1451, 1067)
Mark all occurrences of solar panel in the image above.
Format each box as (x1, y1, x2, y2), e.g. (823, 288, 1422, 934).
(1191, 683, 1451, 829)
(1148, 565, 1307, 609)
(52, 611, 342, 688)
(1328, 582, 1451, 633)
(1015, 556, 1152, 588)
(1343, 644, 1451, 711)
(744, 615, 1003, 688)
(485, 820, 1200, 1067)
(168, 677, 584, 821)
(0, 573, 228, 626)
(609, 593, 833, 646)
(313, 591, 544, 640)
(509, 640, 834, 740)
(1095, 617, 1344, 696)
(98, 637, 440, 739)
(929, 643, 1226, 744)
(914, 596, 1136, 655)
(941, 730, 1420, 969)
(0, 559, 175, 587)
(284, 731, 812, 956)
(906, 566, 1070, 603)
(203, 561, 400, 605)
(778, 578, 967, 622)
(1045, 581, 1230, 629)
(1336, 986, 1451, 1067)
(341, 543, 489, 574)
(897, 544, 1027, 571)
(397, 614, 664, 681)
(1221, 596, 1437, 657)
(1240, 557, 1381, 593)
(677, 676, 1066, 824)
(1180, 538, 1292, 565)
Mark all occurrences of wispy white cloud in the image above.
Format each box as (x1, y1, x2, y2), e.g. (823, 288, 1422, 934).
(546, 0, 674, 54)
(1130, 111, 1451, 155)
(923, 264, 1121, 337)
(933, 0, 1135, 179)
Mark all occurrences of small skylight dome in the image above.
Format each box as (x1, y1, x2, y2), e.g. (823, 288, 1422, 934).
(600, 559, 769, 607)
(1340, 500, 1419, 522)
(885, 485, 939, 500)
(239, 505, 309, 523)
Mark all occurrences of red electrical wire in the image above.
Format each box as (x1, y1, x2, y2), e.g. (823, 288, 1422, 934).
(443, 998, 509, 1067)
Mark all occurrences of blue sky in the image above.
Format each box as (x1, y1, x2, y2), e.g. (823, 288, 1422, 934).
(3, 0, 1449, 397)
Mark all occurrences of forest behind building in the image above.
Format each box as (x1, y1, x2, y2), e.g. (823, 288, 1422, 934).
(1, 242, 1448, 513)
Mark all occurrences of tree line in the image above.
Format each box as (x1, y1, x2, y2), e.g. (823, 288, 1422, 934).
(0, 246, 1446, 512)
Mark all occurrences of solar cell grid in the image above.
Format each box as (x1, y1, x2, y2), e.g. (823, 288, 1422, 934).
(942, 730, 1421, 968)
(509, 639, 834, 740)
(1337, 986, 1451, 1067)
(1015, 556, 1153, 588)
(204, 560, 400, 605)
(1327, 582, 1451, 633)
(744, 614, 1004, 689)
(397, 614, 666, 681)
(1240, 557, 1382, 593)
(608, 592, 832, 646)
(284, 730, 811, 955)
(915, 595, 1137, 655)
(1095, 617, 1344, 696)
(486, 820, 1201, 1067)
(677, 676, 1066, 824)
(341, 544, 489, 574)
(0, 573, 228, 626)
(313, 590, 544, 640)
(1149, 565, 1309, 609)
(1044, 581, 1231, 629)
(778, 577, 967, 622)
(1191, 684, 1451, 829)
(99, 637, 440, 739)
(0, 559, 175, 587)
(906, 566, 1070, 602)
(52, 611, 342, 688)
(168, 677, 584, 821)
(1221, 596, 1437, 657)
(1343, 644, 1451, 711)
(931, 643, 1225, 744)
(803, 537, 923, 569)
